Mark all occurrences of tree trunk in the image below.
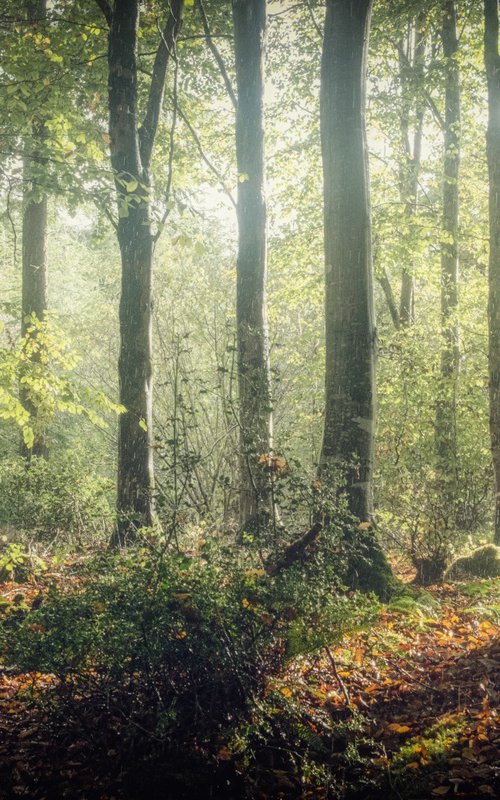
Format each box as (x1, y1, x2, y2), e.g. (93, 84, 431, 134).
(319, 0, 375, 523)
(105, 0, 183, 545)
(20, 0, 48, 460)
(398, 16, 425, 327)
(232, 0, 272, 526)
(484, 0, 500, 545)
(378, 267, 401, 330)
(436, 0, 460, 514)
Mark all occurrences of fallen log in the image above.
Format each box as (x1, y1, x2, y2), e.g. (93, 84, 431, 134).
(265, 522, 323, 577)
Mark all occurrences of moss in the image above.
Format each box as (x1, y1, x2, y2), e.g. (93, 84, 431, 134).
(412, 556, 447, 586)
(444, 544, 500, 581)
(342, 528, 400, 601)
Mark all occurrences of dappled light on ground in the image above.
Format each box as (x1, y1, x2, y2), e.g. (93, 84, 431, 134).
(1, 565, 499, 799)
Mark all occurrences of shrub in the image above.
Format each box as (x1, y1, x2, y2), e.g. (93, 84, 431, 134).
(4, 538, 377, 791)
(0, 452, 113, 540)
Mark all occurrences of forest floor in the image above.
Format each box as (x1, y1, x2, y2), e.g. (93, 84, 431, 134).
(0, 562, 499, 800)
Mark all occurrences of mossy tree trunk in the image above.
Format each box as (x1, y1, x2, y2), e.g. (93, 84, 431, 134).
(20, 0, 48, 460)
(436, 0, 460, 517)
(232, 0, 273, 527)
(484, 0, 500, 546)
(99, 0, 184, 545)
(319, 0, 395, 599)
(319, 0, 376, 523)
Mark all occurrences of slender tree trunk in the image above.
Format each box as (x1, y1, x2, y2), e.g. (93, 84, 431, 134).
(319, 0, 375, 522)
(398, 17, 425, 327)
(105, 0, 183, 545)
(436, 0, 460, 513)
(20, 0, 48, 460)
(484, 0, 500, 545)
(232, 0, 272, 526)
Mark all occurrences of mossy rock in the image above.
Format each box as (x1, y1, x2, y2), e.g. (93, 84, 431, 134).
(444, 544, 500, 581)
(342, 527, 399, 601)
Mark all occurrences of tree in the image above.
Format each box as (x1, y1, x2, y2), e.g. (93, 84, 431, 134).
(319, 0, 376, 523)
(397, 13, 426, 327)
(20, 0, 48, 459)
(436, 0, 460, 515)
(97, 0, 184, 544)
(232, 0, 273, 525)
(484, 0, 500, 545)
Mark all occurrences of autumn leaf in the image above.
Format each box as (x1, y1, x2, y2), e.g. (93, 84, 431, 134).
(388, 723, 412, 734)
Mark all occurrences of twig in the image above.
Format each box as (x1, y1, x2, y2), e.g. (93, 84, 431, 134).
(172, 98, 236, 210)
(325, 645, 351, 705)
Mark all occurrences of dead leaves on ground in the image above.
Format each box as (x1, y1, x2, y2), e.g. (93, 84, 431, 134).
(0, 572, 499, 798)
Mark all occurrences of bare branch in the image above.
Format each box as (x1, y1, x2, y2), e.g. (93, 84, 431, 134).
(265, 522, 323, 577)
(153, 52, 179, 245)
(139, 0, 184, 171)
(172, 97, 237, 210)
(196, 0, 237, 109)
(396, 41, 445, 131)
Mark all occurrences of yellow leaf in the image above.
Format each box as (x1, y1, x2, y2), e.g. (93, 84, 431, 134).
(388, 723, 411, 734)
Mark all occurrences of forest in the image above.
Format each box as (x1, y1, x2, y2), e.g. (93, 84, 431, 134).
(0, 0, 500, 797)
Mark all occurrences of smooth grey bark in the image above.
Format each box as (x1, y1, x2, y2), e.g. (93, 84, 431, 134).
(20, 0, 48, 460)
(232, 0, 273, 525)
(103, 0, 183, 545)
(436, 0, 460, 509)
(319, 0, 376, 522)
(484, 0, 500, 545)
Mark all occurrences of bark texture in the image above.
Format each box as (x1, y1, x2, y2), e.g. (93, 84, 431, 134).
(319, 0, 375, 522)
(436, 0, 460, 509)
(232, 0, 272, 525)
(20, 0, 48, 459)
(106, 0, 183, 544)
(484, 0, 500, 545)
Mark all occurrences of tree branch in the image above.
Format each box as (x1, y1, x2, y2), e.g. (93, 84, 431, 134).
(153, 53, 179, 245)
(139, 0, 184, 172)
(265, 523, 323, 577)
(196, 0, 237, 109)
(396, 41, 445, 132)
(172, 97, 237, 210)
(304, 0, 322, 40)
(377, 269, 400, 330)
(94, 0, 112, 26)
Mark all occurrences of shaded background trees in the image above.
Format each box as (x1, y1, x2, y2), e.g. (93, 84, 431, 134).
(0, 0, 498, 570)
